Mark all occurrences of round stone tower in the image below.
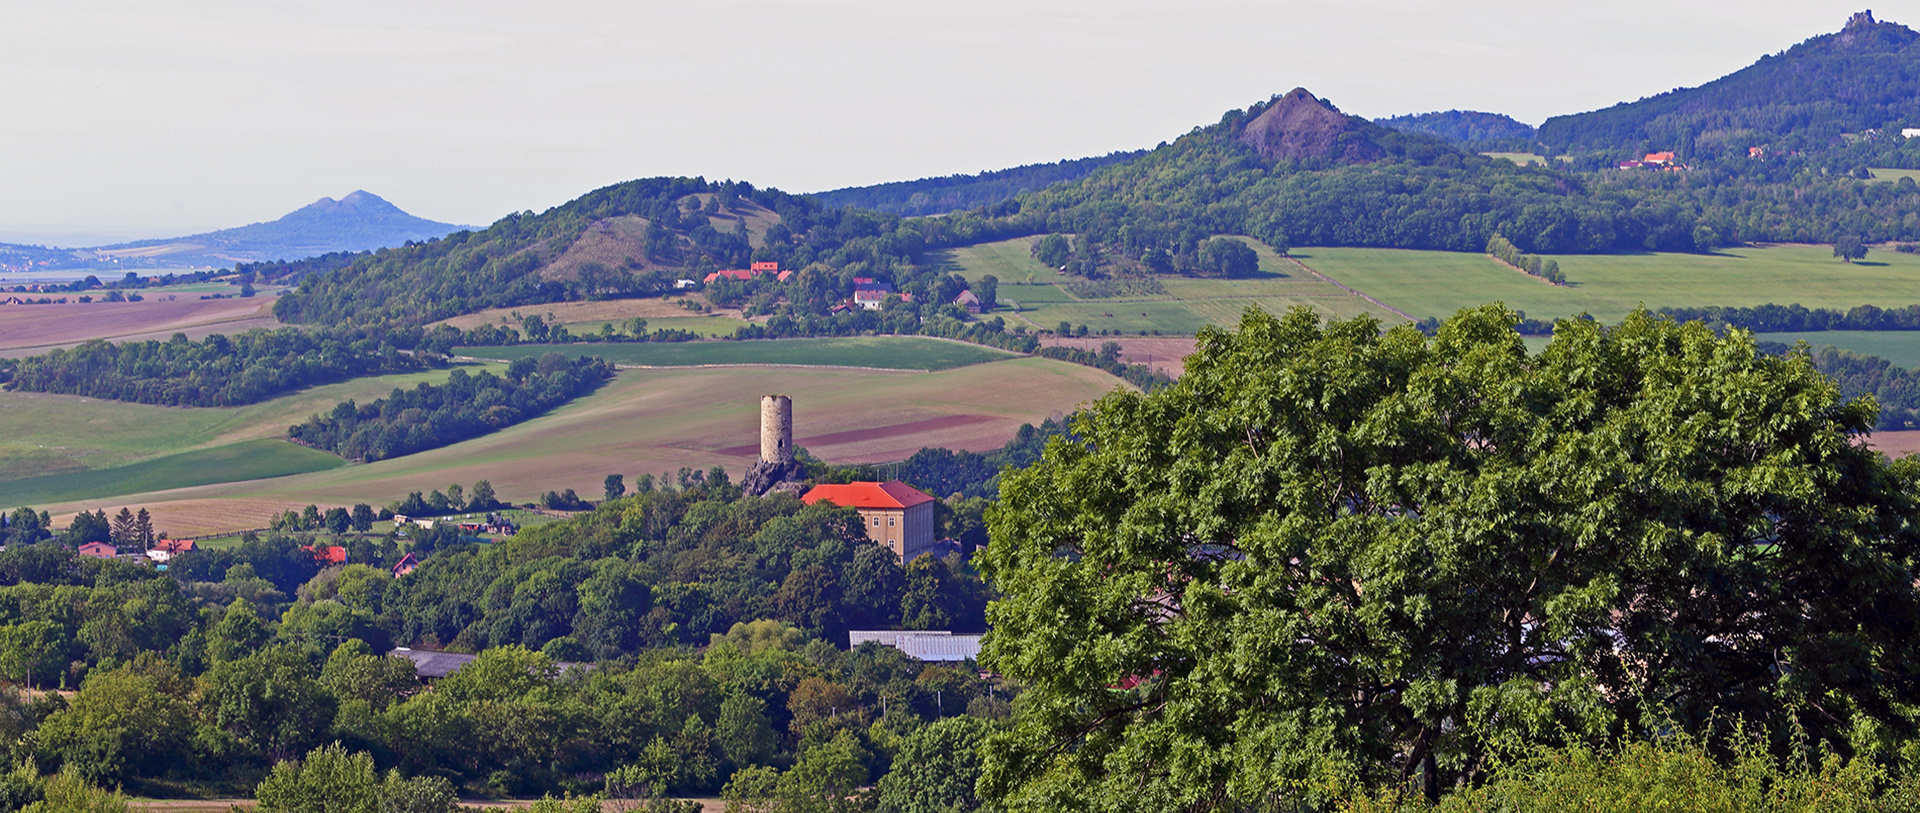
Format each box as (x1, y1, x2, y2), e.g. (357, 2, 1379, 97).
(760, 395, 794, 465)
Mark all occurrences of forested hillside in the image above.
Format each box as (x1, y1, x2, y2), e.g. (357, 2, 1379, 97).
(1374, 109, 1535, 142)
(808, 150, 1146, 216)
(1539, 12, 1920, 155)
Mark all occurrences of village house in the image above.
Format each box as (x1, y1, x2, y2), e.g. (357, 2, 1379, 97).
(78, 542, 116, 559)
(146, 538, 196, 563)
(302, 544, 348, 565)
(392, 552, 420, 577)
(953, 289, 982, 314)
(703, 268, 755, 283)
(802, 480, 937, 562)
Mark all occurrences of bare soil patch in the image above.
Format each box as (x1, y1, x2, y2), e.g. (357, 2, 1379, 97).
(1040, 336, 1198, 376)
(52, 497, 328, 541)
(0, 296, 277, 357)
(1866, 430, 1920, 458)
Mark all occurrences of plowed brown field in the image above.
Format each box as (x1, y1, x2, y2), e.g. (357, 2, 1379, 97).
(0, 296, 278, 357)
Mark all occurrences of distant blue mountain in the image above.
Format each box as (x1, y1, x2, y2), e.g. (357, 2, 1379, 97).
(89, 190, 471, 267)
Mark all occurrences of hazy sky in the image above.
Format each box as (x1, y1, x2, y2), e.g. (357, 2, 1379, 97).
(0, 1, 1888, 246)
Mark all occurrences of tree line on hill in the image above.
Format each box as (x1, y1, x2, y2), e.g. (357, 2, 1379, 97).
(287, 353, 613, 462)
(0, 325, 433, 407)
(808, 150, 1148, 216)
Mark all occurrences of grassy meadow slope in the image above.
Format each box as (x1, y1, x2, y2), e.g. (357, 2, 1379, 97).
(930, 236, 1403, 334)
(0, 364, 497, 487)
(1297, 244, 1920, 322)
(37, 356, 1125, 536)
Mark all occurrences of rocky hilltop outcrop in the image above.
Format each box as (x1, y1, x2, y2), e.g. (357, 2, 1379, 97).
(1238, 88, 1386, 163)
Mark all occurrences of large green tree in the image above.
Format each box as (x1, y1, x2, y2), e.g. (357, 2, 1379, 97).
(977, 305, 1920, 810)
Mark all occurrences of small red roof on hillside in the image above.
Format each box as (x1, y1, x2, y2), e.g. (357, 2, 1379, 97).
(705, 269, 755, 283)
(303, 544, 348, 564)
(78, 542, 117, 558)
(803, 481, 936, 510)
(151, 538, 196, 554)
(751, 261, 779, 272)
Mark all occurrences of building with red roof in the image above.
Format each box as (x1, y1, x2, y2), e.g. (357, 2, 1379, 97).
(303, 544, 348, 565)
(78, 542, 117, 559)
(802, 481, 937, 562)
(751, 261, 780, 273)
(704, 269, 755, 283)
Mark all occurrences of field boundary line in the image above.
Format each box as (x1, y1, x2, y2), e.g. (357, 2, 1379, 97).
(1485, 255, 1565, 287)
(1280, 256, 1416, 321)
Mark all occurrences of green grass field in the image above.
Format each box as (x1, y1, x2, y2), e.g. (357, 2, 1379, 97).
(926, 237, 1402, 334)
(1752, 331, 1920, 367)
(1298, 245, 1920, 323)
(0, 363, 499, 483)
(1870, 168, 1920, 184)
(559, 314, 748, 338)
(456, 336, 1017, 371)
(0, 439, 343, 506)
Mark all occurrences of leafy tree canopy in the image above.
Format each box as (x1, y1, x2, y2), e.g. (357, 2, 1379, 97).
(978, 305, 1920, 810)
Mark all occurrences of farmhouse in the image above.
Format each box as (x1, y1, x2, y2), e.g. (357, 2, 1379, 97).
(852, 281, 894, 310)
(303, 544, 348, 565)
(146, 538, 196, 563)
(78, 542, 116, 559)
(802, 480, 937, 562)
(704, 269, 754, 283)
(953, 289, 982, 313)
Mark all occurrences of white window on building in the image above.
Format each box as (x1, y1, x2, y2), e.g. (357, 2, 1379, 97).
(889, 516, 896, 527)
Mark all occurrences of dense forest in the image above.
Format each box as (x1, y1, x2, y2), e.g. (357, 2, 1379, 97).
(0, 470, 1003, 806)
(1538, 11, 1920, 154)
(0, 326, 434, 407)
(287, 354, 613, 462)
(1374, 109, 1536, 143)
(807, 150, 1147, 216)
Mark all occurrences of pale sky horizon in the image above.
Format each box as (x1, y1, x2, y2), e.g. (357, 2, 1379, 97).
(0, 1, 1892, 247)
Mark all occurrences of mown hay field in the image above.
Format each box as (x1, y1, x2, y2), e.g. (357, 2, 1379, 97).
(1299, 244, 1920, 323)
(459, 336, 1016, 371)
(40, 357, 1126, 535)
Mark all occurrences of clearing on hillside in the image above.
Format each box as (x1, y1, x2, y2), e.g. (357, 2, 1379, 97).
(44, 357, 1125, 536)
(458, 336, 1016, 371)
(433, 298, 742, 331)
(1297, 244, 1920, 323)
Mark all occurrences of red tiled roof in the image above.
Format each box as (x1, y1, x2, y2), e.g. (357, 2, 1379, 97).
(78, 542, 117, 558)
(303, 544, 348, 564)
(704, 269, 754, 283)
(803, 481, 936, 510)
(751, 261, 779, 272)
(151, 538, 196, 554)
